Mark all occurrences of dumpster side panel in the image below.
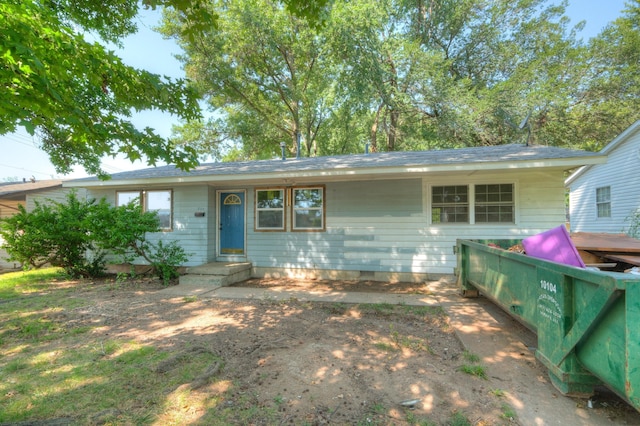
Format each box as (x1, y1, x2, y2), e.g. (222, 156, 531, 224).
(457, 238, 640, 411)
(576, 296, 626, 395)
(460, 240, 538, 330)
(576, 281, 640, 408)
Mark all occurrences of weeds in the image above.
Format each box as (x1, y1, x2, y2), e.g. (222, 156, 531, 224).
(449, 410, 472, 425)
(490, 388, 505, 397)
(500, 403, 517, 421)
(458, 351, 488, 379)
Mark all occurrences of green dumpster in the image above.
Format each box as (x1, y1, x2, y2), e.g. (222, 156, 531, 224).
(457, 239, 640, 411)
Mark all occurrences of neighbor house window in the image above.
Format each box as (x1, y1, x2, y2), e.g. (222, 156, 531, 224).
(116, 190, 173, 230)
(255, 189, 285, 230)
(432, 185, 469, 223)
(596, 186, 611, 218)
(293, 187, 324, 230)
(475, 184, 514, 223)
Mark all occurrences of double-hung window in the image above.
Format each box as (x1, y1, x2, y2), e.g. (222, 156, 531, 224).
(255, 189, 285, 230)
(293, 187, 324, 230)
(475, 184, 514, 223)
(596, 186, 611, 218)
(255, 186, 325, 231)
(431, 183, 515, 224)
(431, 185, 469, 223)
(116, 190, 173, 230)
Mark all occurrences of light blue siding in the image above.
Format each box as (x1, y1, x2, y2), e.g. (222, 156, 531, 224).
(86, 169, 566, 275)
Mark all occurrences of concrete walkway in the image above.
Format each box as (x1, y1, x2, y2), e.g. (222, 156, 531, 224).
(160, 281, 440, 305)
(160, 280, 640, 425)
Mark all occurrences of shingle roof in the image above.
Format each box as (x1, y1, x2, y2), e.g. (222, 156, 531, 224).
(67, 144, 604, 186)
(0, 180, 63, 198)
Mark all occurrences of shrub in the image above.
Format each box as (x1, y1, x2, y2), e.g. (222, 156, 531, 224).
(623, 209, 640, 238)
(0, 192, 102, 277)
(0, 192, 189, 281)
(149, 240, 189, 285)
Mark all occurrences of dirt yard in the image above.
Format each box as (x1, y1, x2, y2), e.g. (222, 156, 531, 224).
(27, 276, 640, 425)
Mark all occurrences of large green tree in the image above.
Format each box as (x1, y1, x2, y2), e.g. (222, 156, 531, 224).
(162, 0, 333, 160)
(167, 0, 611, 158)
(560, 0, 640, 150)
(330, 0, 588, 150)
(1, 0, 207, 176)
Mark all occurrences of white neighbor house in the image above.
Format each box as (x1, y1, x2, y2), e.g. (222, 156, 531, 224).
(566, 120, 640, 235)
(66, 144, 604, 281)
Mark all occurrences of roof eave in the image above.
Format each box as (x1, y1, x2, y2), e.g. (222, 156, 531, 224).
(64, 155, 606, 189)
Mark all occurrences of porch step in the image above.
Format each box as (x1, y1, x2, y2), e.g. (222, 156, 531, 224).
(179, 262, 252, 287)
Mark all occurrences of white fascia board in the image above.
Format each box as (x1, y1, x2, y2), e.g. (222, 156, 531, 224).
(64, 155, 606, 189)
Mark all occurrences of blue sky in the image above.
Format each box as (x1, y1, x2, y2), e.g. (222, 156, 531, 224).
(0, 1, 630, 181)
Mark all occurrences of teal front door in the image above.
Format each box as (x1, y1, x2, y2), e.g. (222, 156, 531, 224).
(219, 191, 245, 255)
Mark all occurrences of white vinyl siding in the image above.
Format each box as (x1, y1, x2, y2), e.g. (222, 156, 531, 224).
(247, 170, 564, 275)
(26, 188, 84, 210)
(568, 125, 640, 233)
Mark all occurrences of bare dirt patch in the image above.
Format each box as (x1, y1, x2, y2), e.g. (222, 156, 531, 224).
(12, 276, 640, 425)
(54, 277, 506, 424)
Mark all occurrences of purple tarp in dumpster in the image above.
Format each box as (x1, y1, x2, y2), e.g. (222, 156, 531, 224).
(522, 225, 586, 268)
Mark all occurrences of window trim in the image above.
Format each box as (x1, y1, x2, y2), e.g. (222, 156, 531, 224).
(116, 189, 174, 231)
(430, 185, 470, 224)
(596, 186, 611, 219)
(291, 185, 326, 232)
(474, 183, 515, 224)
(254, 187, 286, 231)
(429, 181, 517, 225)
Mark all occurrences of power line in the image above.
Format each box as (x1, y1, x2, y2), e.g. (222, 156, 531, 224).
(0, 162, 56, 178)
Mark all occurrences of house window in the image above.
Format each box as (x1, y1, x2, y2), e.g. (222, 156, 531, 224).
(475, 184, 514, 223)
(432, 185, 469, 223)
(117, 191, 140, 207)
(293, 187, 324, 230)
(116, 190, 173, 230)
(255, 189, 285, 230)
(596, 186, 611, 218)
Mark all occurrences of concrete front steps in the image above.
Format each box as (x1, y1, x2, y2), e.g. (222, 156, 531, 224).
(179, 262, 252, 288)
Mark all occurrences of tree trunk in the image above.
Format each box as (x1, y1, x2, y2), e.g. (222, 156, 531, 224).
(370, 103, 384, 153)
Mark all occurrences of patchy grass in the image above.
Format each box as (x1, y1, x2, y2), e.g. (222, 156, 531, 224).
(0, 268, 68, 299)
(500, 403, 517, 421)
(0, 270, 492, 425)
(458, 350, 488, 379)
(0, 269, 224, 424)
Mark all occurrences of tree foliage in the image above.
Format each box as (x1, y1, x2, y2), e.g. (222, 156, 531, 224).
(561, 0, 640, 150)
(164, 0, 640, 159)
(3, 0, 638, 171)
(161, 0, 333, 159)
(0, 193, 107, 276)
(0, 0, 206, 177)
(0, 192, 187, 282)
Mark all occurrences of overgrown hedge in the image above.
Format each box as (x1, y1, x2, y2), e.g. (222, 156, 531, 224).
(0, 192, 188, 284)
